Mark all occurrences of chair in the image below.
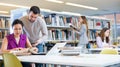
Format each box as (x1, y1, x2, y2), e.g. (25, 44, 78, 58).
(100, 48, 118, 55)
(0, 61, 3, 67)
(2, 53, 22, 67)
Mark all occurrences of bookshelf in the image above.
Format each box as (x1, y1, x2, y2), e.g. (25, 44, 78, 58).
(10, 8, 111, 48)
(0, 15, 10, 45)
(44, 13, 111, 43)
(87, 17, 111, 42)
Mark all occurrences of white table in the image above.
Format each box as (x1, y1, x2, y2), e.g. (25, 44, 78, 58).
(1, 43, 120, 67)
(16, 54, 120, 67)
(0, 53, 120, 67)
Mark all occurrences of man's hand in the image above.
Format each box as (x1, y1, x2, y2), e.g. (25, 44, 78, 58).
(32, 43, 38, 47)
(32, 39, 42, 47)
(29, 47, 38, 54)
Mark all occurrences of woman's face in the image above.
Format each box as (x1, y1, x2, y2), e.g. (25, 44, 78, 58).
(78, 17, 83, 23)
(104, 29, 110, 37)
(13, 24, 22, 37)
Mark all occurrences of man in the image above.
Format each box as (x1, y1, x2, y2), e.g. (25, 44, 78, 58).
(20, 6, 48, 53)
(20, 6, 48, 67)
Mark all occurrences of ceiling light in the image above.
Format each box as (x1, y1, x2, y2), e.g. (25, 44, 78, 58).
(0, 11, 8, 13)
(41, 8, 52, 12)
(66, 2, 98, 10)
(61, 11, 81, 16)
(46, 0, 64, 3)
(0, 2, 29, 8)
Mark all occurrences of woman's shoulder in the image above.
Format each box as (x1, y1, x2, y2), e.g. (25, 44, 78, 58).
(81, 24, 86, 27)
(20, 34, 27, 37)
(5, 34, 14, 40)
(20, 34, 27, 40)
(6, 34, 14, 38)
(96, 36, 102, 40)
(81, 24, 86, 29)
(82, 24, 86, 26)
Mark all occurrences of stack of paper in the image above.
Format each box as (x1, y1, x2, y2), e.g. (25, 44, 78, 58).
(58, 47, 80, 56)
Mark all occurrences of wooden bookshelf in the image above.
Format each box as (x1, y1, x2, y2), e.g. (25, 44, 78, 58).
(0, 39, 2, 42)
(0, 16, 10, 43)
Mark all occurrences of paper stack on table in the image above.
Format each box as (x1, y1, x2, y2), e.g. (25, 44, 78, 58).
(58, 47, 80, 56)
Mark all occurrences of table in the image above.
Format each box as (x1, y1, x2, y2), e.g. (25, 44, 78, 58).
(16, 54, 120, 67)
(1, 53, 120, 67)
(89, 48, 120, 54)
(1, 43, 120, 67)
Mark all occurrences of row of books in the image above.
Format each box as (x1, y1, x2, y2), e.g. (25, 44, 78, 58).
(47, 29, 102, 42)
(88, 19, 110, 29)
(44, 14, 110, 29)
(48, 29, 79, 41)
(0, 30, 9, 39)
(0, 18, 10, 28)
(44, 14, 79, 27)
(88, 30, 101, 41)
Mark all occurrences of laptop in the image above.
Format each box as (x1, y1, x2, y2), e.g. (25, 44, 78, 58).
(32, 52, 46, 55)
(46, 42, 67, 56)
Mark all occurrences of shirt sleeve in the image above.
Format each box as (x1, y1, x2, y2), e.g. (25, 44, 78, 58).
(39, 18, 48, 42)
(96, 36, 103, 48)
(75, 24, 86, 36)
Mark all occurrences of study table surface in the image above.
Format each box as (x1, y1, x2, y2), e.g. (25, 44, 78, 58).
(89, 48, 120, 54)
(1, 54, 120, 67)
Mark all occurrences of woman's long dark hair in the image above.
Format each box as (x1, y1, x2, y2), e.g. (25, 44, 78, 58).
(99, 28, 110, 43)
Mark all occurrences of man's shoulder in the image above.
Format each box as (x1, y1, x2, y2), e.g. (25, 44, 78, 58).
(37, 16, 43, 21)
(20, 15, 28, 21)
(36, 16, 46, 23)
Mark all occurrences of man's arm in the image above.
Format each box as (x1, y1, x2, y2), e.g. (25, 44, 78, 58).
(37, 18, 48, 44)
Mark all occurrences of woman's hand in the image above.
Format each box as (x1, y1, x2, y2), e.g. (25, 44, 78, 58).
(10, 48, 31, 55)
(11, 47, 24, 51)
(103, 45, 117, 48)
(110, 45, 117, 48)
(29, 47, 38, 54)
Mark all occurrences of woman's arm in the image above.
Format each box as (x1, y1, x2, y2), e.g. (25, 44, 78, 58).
(26, 37, 32, 48)
(1, 37, 21, 53)
(74, 24, 85, 36)
(70, 24, 79, 31)
(96, 36, 103, 48)
(1, 37, 10, 52)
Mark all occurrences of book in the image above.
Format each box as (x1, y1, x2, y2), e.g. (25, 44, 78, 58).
(69, 24, 79, 31)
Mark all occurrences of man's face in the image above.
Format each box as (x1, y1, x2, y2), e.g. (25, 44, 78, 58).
(28, 11, 38, 22)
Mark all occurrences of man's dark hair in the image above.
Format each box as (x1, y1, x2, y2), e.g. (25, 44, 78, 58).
(12, 19, 24, 28)
(29, 6, 40, 14)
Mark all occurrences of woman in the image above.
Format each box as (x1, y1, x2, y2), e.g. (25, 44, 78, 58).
(1, 19, 37, 53)
(70, 16, 89, 50)
(96, 27, 111, 48)
(1, 19, 38, 67)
